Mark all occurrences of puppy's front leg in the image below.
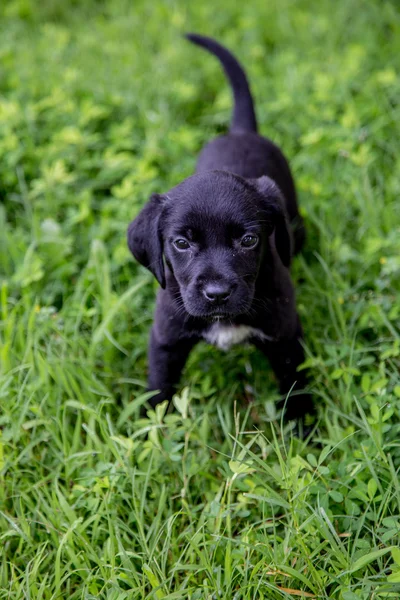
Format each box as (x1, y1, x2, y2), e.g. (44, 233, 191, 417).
(255, 327, 313, 421)
(147, 326, 197, 410)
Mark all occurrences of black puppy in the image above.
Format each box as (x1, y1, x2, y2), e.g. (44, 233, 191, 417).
(127, 34, 312, 420)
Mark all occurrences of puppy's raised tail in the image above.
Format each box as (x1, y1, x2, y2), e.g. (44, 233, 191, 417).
(185, 33, 257, 134)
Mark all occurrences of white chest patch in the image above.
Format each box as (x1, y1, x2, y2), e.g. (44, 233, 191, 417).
(203, 323, 273, 351)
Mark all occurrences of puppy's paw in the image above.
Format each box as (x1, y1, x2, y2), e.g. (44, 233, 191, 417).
(140, 389, 175, 418)
(281, 391, 314, 420)
(277, 391, 316, 438)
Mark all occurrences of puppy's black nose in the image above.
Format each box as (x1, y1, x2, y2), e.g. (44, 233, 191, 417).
(203, 283, 231, 304)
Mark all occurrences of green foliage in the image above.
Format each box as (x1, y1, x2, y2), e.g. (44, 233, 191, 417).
(1, 0, 400, 597)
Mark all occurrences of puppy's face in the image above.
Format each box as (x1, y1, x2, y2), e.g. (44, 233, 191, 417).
(128, 172, 291, 319)
(162, 177, 266, 318)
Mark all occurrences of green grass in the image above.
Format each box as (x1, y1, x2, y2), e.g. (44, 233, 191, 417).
(1, 0, 400, 597)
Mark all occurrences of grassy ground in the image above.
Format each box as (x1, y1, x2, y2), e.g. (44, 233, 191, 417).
(1, 0, 400, 598)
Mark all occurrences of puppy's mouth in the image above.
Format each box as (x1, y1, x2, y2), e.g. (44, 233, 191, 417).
(181, 290, 253, 321)
(201, 308, 242, 322)
(209, 312, 233, 322)
(184, 306, 240, 321)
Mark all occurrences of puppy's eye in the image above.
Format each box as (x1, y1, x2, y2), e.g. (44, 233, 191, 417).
(241, 234, 259, 249)
(173, 239, 190, 250)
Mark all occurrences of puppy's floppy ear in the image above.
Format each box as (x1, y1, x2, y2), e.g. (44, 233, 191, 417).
(127, 193, 166, 288)
(252, 176, 292, 268)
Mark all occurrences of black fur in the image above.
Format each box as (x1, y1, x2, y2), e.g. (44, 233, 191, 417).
(127, 34, 312, 420)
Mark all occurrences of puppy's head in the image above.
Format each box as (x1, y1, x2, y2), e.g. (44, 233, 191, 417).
(127, 171, 291, 319)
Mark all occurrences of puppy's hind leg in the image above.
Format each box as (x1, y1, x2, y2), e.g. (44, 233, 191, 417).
(254, 325, 314, 422)
(146, 327, 197, 412)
